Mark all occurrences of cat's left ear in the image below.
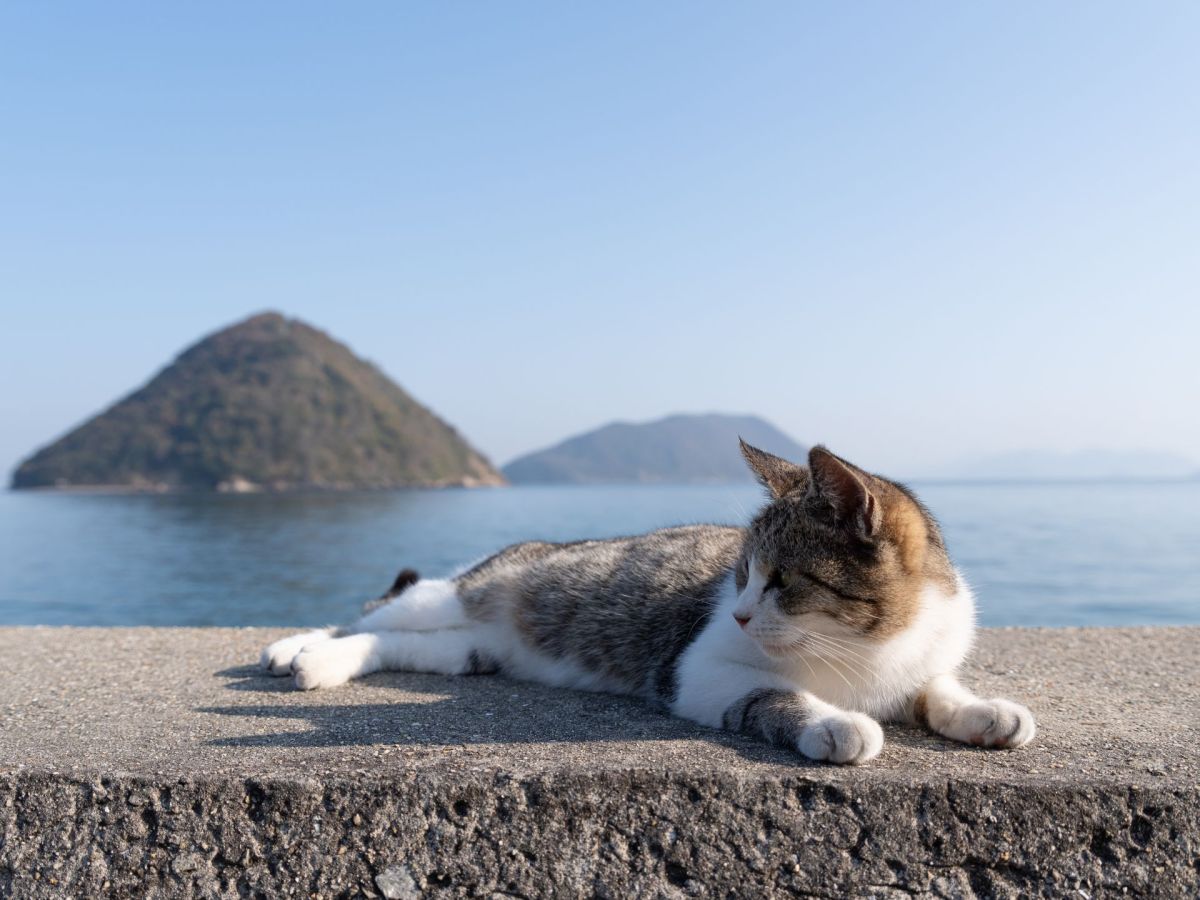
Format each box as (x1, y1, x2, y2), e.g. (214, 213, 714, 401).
(740, 439, 805, 498)
(806, 446, 882, 540)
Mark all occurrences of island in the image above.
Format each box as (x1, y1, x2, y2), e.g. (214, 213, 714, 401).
(11, 312, 504, 492)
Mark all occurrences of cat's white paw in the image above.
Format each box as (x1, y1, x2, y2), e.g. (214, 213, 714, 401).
(948, 698, 1036, 749)
(291, 641, 362, 690)
(260, 629, 334, 676)
(797, 710, 884, 765)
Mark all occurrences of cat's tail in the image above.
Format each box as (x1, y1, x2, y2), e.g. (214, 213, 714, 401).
(361, 567, 421, 614)
(354, 570, 468, 632)
(383, 567, 421, 599)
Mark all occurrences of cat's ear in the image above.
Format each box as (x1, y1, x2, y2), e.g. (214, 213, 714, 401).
(739, 438, 805, 498)
(806, 446, 881, 540)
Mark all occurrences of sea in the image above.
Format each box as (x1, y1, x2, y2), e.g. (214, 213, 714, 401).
(0, 482, 1196, 628)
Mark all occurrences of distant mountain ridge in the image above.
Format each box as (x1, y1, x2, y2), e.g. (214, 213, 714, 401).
(503, 413, 806, 484)
(12, 312, 503, 491)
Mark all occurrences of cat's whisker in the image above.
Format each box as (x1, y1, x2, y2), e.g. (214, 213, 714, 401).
(804, 635, 873, 683)
(812, 631, 875, 649)
(804, 632, 876, 663)
(819, 651, 869, 685)
(785, 635, 834, 681)
(807, 645, 859, 691)
(808, 633, 878, 667)
(795, 648, 818, 681)
(799, 635, 865, 683)
(803, 630, 873, 666)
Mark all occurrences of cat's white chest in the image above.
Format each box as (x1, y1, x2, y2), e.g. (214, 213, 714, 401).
(778, 652, 887, 714)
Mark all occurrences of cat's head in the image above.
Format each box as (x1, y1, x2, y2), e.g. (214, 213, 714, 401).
(732, 441, 956, 655)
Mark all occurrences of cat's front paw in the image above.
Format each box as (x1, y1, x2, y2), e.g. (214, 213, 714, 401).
(949, 698, 1036, 749)
(797, 711, 884, 765)
(260, 629, 334, 676)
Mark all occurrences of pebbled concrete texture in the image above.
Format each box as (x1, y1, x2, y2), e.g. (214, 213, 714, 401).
(0, 626, 1197, 899)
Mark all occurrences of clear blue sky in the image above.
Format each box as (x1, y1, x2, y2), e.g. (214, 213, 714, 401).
(2, 3, 1197, 478)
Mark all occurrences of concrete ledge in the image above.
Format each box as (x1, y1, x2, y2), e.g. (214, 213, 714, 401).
(1, 627, 1197, 898)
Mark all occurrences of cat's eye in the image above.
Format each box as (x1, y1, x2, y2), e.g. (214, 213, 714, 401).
(764, 569, 799, 592)
(801, 569, 877, 605)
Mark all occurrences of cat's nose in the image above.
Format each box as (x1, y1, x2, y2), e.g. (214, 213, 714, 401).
(733, 613, 751, 629)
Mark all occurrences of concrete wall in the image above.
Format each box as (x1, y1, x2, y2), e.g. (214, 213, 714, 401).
(1, 627, 1196, 898)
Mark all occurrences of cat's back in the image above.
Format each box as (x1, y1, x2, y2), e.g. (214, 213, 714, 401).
(572, 522, 744, 600)
(456, 523, 744, 602)
(456, 524, 745, 700)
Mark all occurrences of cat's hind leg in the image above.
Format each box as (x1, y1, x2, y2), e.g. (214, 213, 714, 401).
(291, 627, 494, 690)
(909, 673, 1036, 749)
(258, 579, 465, 675)
(261, 628, 337, 676)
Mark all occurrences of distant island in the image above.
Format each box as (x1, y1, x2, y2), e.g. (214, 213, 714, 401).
(503, 413, 806, 484)
(11, 312, 504, 492)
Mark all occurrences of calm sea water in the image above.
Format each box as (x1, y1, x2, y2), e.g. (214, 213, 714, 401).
(0, 482, 1196, 628)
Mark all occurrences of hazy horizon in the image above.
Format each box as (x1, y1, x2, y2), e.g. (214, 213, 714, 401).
(3, 4, 1198, 479)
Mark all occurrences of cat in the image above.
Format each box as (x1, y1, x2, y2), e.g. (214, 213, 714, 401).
(260, 442, 1035, 765)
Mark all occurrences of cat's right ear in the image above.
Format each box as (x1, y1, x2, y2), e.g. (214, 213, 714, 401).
(805, 446, 881, 540)
(739, 439, 805, 498)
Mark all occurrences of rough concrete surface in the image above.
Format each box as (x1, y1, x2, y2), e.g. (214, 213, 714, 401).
(0, 626, 1196, 899)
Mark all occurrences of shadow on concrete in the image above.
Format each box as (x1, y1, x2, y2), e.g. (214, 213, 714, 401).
(214, 664, 298, 692)
(200, 664, 969, 763)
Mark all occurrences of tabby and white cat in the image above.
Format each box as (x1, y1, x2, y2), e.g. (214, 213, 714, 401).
(261, 443, 1035, 764)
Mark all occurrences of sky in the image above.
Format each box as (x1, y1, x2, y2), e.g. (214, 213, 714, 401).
(2, 3, 1198, 479)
